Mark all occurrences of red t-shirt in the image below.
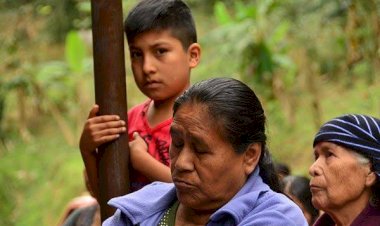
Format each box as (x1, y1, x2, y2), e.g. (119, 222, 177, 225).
(127, 100, 172, 191)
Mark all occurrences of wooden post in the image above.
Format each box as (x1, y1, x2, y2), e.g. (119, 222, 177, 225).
(90, 0, 130, 221)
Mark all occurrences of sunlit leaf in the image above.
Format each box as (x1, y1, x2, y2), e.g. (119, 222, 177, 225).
(65, 31, 87, 73)
(77, 2, 91, 13)
(214, 2, 232, 25)
(270, 21, 290, 45)
(235, 1, 257, 21)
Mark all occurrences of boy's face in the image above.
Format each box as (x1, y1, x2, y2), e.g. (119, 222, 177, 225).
(128, 30, 200, 103)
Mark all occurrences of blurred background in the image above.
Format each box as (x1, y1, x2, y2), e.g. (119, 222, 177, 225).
(0, 0, 379, 225)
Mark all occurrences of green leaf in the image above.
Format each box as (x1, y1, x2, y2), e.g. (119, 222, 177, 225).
(235, 2, 257, 21)
(214, 2, 232, 25)
(270, 21, 290, 45)
(35, 61, 67, 86)
(77, 2, 91, 13)
(256, 42, 275, 75)
(65, 31, 87, 73)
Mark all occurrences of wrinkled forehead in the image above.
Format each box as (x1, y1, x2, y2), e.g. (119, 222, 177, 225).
(173, 102, 212, 128)
(171, 102, 230, 148)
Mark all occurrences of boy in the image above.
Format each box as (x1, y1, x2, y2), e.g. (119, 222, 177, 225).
(79, 0, 201, 197)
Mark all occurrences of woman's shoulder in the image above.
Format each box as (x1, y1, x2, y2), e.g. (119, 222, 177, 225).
(351, 203, 380, 226)
(256, 190, 308, 221)
(237, 190, 308, 225)
(105, 182, 176, 225)
(218, 169, 307, 225)
(211, 187, 307, 225)
(258, 189, 299, 207)
(108, 182, 175, 209)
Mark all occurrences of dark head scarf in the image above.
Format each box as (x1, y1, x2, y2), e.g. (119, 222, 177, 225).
(313, 114, 380, 178)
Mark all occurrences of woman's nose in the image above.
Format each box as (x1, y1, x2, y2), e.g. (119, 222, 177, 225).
(174, 147, 194, 172)
(309, 160, 320, 177)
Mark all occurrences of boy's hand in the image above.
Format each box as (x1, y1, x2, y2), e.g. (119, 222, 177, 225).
(79, 104, 126, 155)
(129, 132, 172, 182)
(129, 132, 151, 169)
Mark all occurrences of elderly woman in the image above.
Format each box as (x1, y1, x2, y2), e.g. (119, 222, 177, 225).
(310, 114, 380, 226)
(103, 78, 307, 225)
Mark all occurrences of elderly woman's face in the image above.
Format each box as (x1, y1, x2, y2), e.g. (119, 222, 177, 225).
(309, 142, 374, 212)
(169, 103, 254, 211)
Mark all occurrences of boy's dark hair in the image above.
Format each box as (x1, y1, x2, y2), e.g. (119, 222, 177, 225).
(124, 0, 197, 49)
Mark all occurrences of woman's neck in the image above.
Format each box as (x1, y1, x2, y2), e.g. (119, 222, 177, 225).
(175, 203, 216, 226)
(328, 191, 371, 226)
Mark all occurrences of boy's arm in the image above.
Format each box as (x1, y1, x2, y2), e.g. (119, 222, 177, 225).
(129, 132, 172, 183)
(79, 105, 127, 199)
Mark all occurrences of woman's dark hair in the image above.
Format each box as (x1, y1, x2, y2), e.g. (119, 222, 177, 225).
(274, 162, 291, 177)
(283, 176, 319, 224)
(173, 77, 282, 192)
(124, 0, 197, 49)
(371, 179, 380, 207)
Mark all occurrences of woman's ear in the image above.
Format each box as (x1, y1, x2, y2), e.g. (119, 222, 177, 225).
(188, 43, 201, 68)
(243, 143, 262, 175)
(365, 171, 377, 187)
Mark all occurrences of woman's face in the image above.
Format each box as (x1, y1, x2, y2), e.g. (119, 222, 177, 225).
(309, 142, 374, 212)
(170, 103, 257, 211)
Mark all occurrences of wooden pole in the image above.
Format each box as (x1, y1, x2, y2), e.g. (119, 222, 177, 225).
(90, 0, 130, 221)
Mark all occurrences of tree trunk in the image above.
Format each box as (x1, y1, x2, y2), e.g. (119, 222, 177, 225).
(90, 0, 130, 222)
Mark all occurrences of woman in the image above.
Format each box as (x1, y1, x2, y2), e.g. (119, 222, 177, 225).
(309, 114, 380, 226)
(103, 78, 307, 225)
(283, 175, 319, 225)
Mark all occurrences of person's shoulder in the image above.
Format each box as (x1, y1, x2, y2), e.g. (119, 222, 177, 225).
(128, 99, 151, 114)
(106, 182, 176, 225)
(137, 181, 174, 195)
(127, 100, 151, 124)
(103, 209, 133, 226)
(108, 182, 175, 211)
(258, 190, 301, 211)
(248, 190, 308, 225)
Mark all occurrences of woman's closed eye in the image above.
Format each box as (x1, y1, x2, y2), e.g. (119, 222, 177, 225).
(171, 139, 184, 149)
(192, 144, 208, 155)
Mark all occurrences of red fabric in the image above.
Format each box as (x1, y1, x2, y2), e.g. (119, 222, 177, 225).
(313, 203, 380, 226)
(127, 100, 172, 191)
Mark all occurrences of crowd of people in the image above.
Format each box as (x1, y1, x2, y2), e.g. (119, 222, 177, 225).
(58, 0, 380, 225)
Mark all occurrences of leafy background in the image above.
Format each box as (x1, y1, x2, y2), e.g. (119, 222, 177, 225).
(1, 0, 379, 225)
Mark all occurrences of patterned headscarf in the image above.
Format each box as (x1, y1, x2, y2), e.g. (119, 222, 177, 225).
(313, 114, 380, 178)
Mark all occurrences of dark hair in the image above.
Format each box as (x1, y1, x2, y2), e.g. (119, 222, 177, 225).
(274, 162, 291, 177)
(173, 77, 282, 192)
(124, 0, 197, 49)
(371, 180, 380, 207)
(283, 176, 319, 224)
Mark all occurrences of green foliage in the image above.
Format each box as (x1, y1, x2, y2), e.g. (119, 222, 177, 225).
(44, 0, 80, 42)
(65, 31, 87, 73)
(0, 134, 84, 226)
(214, 2, 232, 25)
(207, 0, 293, 99)
(1, 0, 380, 224)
